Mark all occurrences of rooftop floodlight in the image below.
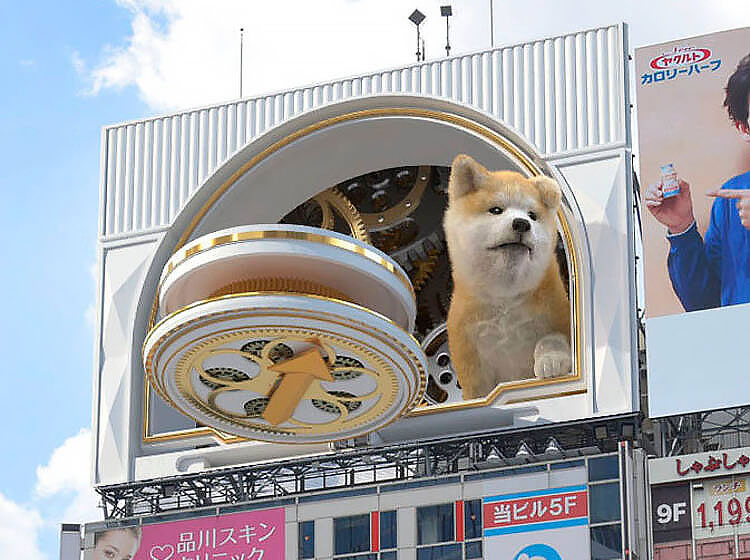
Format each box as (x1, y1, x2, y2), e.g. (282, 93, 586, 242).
(544, 437, 563, 456)
(440, 5, 453, 57)
(486, 446, 503, 464)
(516, 441, 533, 458)
(408, 9, 426, 62)
(409, 8, 426, 25)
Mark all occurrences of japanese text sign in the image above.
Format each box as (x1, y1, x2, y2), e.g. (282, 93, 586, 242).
(650, 447, 750, 484)
(483, 485, 588, 536)
(104, 507, 284, 560)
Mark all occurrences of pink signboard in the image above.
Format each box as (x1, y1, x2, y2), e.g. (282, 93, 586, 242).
(92, 507, 284, 560)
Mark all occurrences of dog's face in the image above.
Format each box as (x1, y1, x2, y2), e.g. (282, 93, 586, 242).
(444, 154, 562, 298)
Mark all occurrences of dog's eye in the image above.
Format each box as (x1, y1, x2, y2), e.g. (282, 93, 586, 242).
(528, 211, 537, 221)
(488, 206, 504, 215)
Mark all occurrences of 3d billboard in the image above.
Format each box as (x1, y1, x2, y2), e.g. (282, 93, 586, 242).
(93, 24, 638, 484)
(636, 26, 750, 417)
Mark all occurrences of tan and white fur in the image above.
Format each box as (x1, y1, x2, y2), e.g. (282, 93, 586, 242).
(444, 154, 571, 400)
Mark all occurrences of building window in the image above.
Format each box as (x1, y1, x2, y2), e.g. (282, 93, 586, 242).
(380, 510, 397, 550)
(335, 514, 371, 556)
(465, 540, 482, 559)
(417, 503, 455, 545)
(417, 542, 462, 560)
(590, 524, 622, 560)
(589, 482, 621, 524)
(463, 499, 482, 540)
(298, 520, 314, 559)
(588, 455, 619, 482)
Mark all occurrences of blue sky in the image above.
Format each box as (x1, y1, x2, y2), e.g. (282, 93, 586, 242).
(0, 1, 151, 555)
(2, 0, 750, 557)
(0, 0, 144, 496)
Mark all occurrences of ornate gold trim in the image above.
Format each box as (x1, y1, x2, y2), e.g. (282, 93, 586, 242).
(143, 106, 585, 444)
(176, 330, 397, 437)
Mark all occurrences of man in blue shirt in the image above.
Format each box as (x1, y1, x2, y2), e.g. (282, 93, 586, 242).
(645, 54, 750, 312)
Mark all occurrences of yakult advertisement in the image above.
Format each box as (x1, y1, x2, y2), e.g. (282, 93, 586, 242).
(635, 27, 750, 417)
(483, 486, 590, 560)
(89, 508, 284, 560)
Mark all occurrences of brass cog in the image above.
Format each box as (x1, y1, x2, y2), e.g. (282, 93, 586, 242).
(314, 188, 370, 243)
(409, 247, 441, 292)
(280, 187, 370, 243)
(209, 277, 352, 302)
(359, 165, 431, 230)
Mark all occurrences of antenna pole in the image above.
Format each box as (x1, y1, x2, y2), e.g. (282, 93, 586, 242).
(445, 15, 451, 57)
(489, 0, 494, 47)
(239, 28, 244, 98)
(416, 24, 422, 62)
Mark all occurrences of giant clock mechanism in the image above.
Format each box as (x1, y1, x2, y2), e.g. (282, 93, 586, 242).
(144, 165, 568, 442)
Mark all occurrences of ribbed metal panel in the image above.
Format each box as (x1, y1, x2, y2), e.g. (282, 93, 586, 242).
(101, 24, 626, 237)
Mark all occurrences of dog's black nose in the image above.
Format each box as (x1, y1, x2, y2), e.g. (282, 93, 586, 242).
(512, 218, 531, 233)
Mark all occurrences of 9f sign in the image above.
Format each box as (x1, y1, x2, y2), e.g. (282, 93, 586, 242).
(656, 501, 688, 524)
(651, 484, 692, 544)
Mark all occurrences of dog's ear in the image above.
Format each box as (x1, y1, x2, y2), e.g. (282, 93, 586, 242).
(533, 175, 562, 210)
(449, 154, 488, 201)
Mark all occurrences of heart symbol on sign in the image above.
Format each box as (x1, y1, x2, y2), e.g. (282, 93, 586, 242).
(149, 544, 175, 560)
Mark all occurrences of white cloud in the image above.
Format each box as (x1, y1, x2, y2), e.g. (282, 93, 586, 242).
(0, 429, 98, 557)
(0, 493, 46, 559)
(35, 429, 101, 524)
(77, 0, 750, 113)
(18, 59, 35, 67)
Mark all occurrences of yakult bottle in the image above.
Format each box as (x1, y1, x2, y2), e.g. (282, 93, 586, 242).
(660, 163, 680, 198)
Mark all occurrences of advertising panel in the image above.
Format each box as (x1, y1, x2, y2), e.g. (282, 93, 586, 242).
(89, 508, 284, 560)
(650, 450, 750, 559)
(635, 27, 750, 417)
(483, 486, 590, 560)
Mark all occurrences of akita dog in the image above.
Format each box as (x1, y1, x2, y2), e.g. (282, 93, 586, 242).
(444, 154, 571, 400)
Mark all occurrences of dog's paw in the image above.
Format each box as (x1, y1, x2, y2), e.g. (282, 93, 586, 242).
(533, 333, 572, 379)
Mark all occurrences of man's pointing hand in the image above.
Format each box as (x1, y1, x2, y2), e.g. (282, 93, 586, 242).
(707, 189, 750, 231)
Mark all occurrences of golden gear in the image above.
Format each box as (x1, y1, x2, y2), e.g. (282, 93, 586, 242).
(279, 187, 369, 243)
(359, 166, 431, 229)
(209, 277, 352, 302)
(408, 247, 441, 292)
(415, 250, 453, 337)
(314, 188, 371, 243)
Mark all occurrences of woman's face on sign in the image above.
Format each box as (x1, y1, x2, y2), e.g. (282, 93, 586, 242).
(93, 530, 140, 560)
